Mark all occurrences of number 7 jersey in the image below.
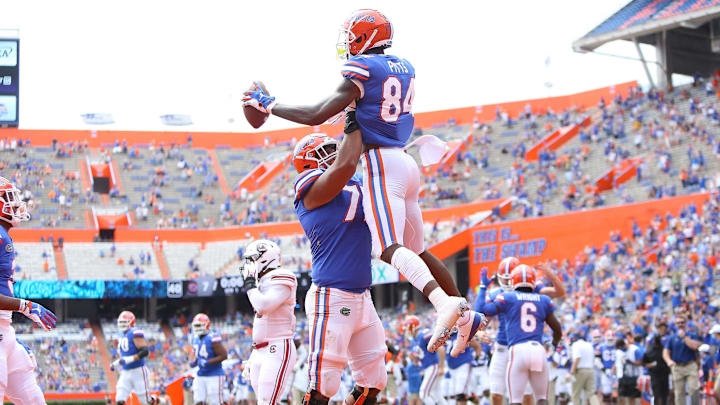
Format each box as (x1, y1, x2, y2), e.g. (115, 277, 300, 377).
(341, 54, 415, 147)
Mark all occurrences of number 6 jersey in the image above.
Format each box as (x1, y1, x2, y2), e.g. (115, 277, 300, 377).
(341, 54, 415, 148)
(491, 291, 554, 346)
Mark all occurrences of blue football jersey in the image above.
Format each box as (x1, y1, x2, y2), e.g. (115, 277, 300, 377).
(294, 170, 372, 293)
(412, 329, 438, 370)
(0, 226, 15, 298)
(447, 335, 474, 369)
(599, 344, 616, 370)
(119, 328, 146, 370)
(341, 54, 415, 148)
(193, 333, 225, 377)
(492, 291, 554, 346)
(485, 288, 509, 345)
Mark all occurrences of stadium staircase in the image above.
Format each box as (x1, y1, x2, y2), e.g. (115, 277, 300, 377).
(91, 322, 117, 391)
(153, 243, 171, 279)
(54, 245, 68, 279)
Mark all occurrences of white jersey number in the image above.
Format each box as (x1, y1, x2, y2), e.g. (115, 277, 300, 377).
(342, 185, 360, 222)
(520, 302, 538, 333)
(194, 343, 209, 359)
(119, 337, 130, 352)
(380, 77, 415, 123)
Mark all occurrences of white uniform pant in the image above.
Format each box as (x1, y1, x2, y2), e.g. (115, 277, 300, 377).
(248, 338, 296, 405)
(471, 365, 489, 396)
(419, 364, 447, 405)
(116, 366, 150, 404)
(489, 343, 533, 398)
(506, 342, 549, 403)
(305, 285, 387, 398)
(449, 364, 472, 397)
(0, 322, 45, 405)
(193, 375, 226, 405)
(361, 148, 425, 256)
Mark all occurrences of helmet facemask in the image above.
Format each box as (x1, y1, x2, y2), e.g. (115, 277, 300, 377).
(117, 318, 131, 333)
(192, 321, 208, 337)
(0, 186, 29, 227)
(305, 140, 338, 170)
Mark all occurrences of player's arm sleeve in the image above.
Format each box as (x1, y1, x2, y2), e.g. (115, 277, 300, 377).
(472, 286, 488, 312)
(247, 282, 294, 316)
(295, 169, 324, 201)
(341, 60, 370, 98)
(480, 292, 505, 317)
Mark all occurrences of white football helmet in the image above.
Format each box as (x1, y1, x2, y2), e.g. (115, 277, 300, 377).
(242, 239, 281, 279)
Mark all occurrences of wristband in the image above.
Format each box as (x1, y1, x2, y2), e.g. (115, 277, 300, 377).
(344, 110, 359, 134)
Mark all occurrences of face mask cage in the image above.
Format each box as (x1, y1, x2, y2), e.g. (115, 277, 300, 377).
(336, 27, 356, 60)
(0, 187, 29, 225)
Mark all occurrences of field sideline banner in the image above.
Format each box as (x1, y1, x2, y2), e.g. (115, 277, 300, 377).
(467, 193, 709, 288)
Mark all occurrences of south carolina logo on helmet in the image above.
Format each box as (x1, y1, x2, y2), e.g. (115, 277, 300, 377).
(510, 264, 536, 291)
(292, 134, 338, 173)
(337, 9, 393, 60)
(192, 313, 211, 336)
(117, 310, 136, 332)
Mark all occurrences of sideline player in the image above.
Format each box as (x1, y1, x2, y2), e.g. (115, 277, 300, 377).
(474, 258, 565, 405)
(0, 176, 58, 404)
(405, 316, 447, 405)
(478, 265, 562, 405)
(243, 9, 474, 352)
(596, 331, 617, 404)
(242, 240, 297, 405)
(112, 310, 151, 405)
(291, 122, 388, 405)
(190, 313, 228, 405)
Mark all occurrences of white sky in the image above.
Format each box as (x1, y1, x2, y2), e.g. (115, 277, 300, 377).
(3, 0, 664, 132)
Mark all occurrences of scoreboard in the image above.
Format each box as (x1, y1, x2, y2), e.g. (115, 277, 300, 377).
(0, 38, 18, 127)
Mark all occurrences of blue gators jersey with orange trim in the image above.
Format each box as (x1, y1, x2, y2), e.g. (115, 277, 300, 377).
(119, 328, 146, 370)
(294, 169, 372, 293)
(193, 333, 225, 377)
(341, 54, 415, 148)
(411, 328, 438, 370)
(492, 291, 554, 346)
(0, 225, 15, 298)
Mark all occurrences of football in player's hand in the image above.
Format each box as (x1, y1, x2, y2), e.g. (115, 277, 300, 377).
(243, 81, 270, 129)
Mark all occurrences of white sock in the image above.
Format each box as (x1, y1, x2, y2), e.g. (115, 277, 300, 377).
(427, 287, 450, 311)
(390, 246, 437, 296)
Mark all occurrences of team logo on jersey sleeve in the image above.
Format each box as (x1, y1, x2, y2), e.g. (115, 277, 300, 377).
(340, 307, 351, 316)
(5, 244, 12, 252)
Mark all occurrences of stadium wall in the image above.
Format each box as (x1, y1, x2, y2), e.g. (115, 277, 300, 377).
(0, 82, 635, 149)
(467, 192, 710, 288)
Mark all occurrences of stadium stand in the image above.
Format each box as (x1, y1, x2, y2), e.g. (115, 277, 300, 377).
(12, 242, 57, 280)
(63, 243, 160, 280)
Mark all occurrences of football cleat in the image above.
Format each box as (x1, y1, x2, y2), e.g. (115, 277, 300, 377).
(450, 311, 488, 357)
(427, 296, 469, 352)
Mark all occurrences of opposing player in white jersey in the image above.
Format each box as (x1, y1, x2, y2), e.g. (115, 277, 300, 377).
(0, 176, 57, 404)
(474, 258, 565, 405)
(112, 311, 151, 405)
(243, 9, 479, 353)
(190, 313, 228, 405)
(479, 266, 562, 405)
(242, 239, 297, 405)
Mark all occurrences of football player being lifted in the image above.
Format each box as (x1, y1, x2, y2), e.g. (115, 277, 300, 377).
(244, 8, 483, 356)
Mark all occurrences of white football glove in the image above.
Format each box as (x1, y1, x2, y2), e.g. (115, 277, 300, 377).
(241, 259, 258, 280)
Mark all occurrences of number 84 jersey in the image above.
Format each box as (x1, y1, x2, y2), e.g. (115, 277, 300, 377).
(341, 54, 415, 148)
(493, 291, 554, 347)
